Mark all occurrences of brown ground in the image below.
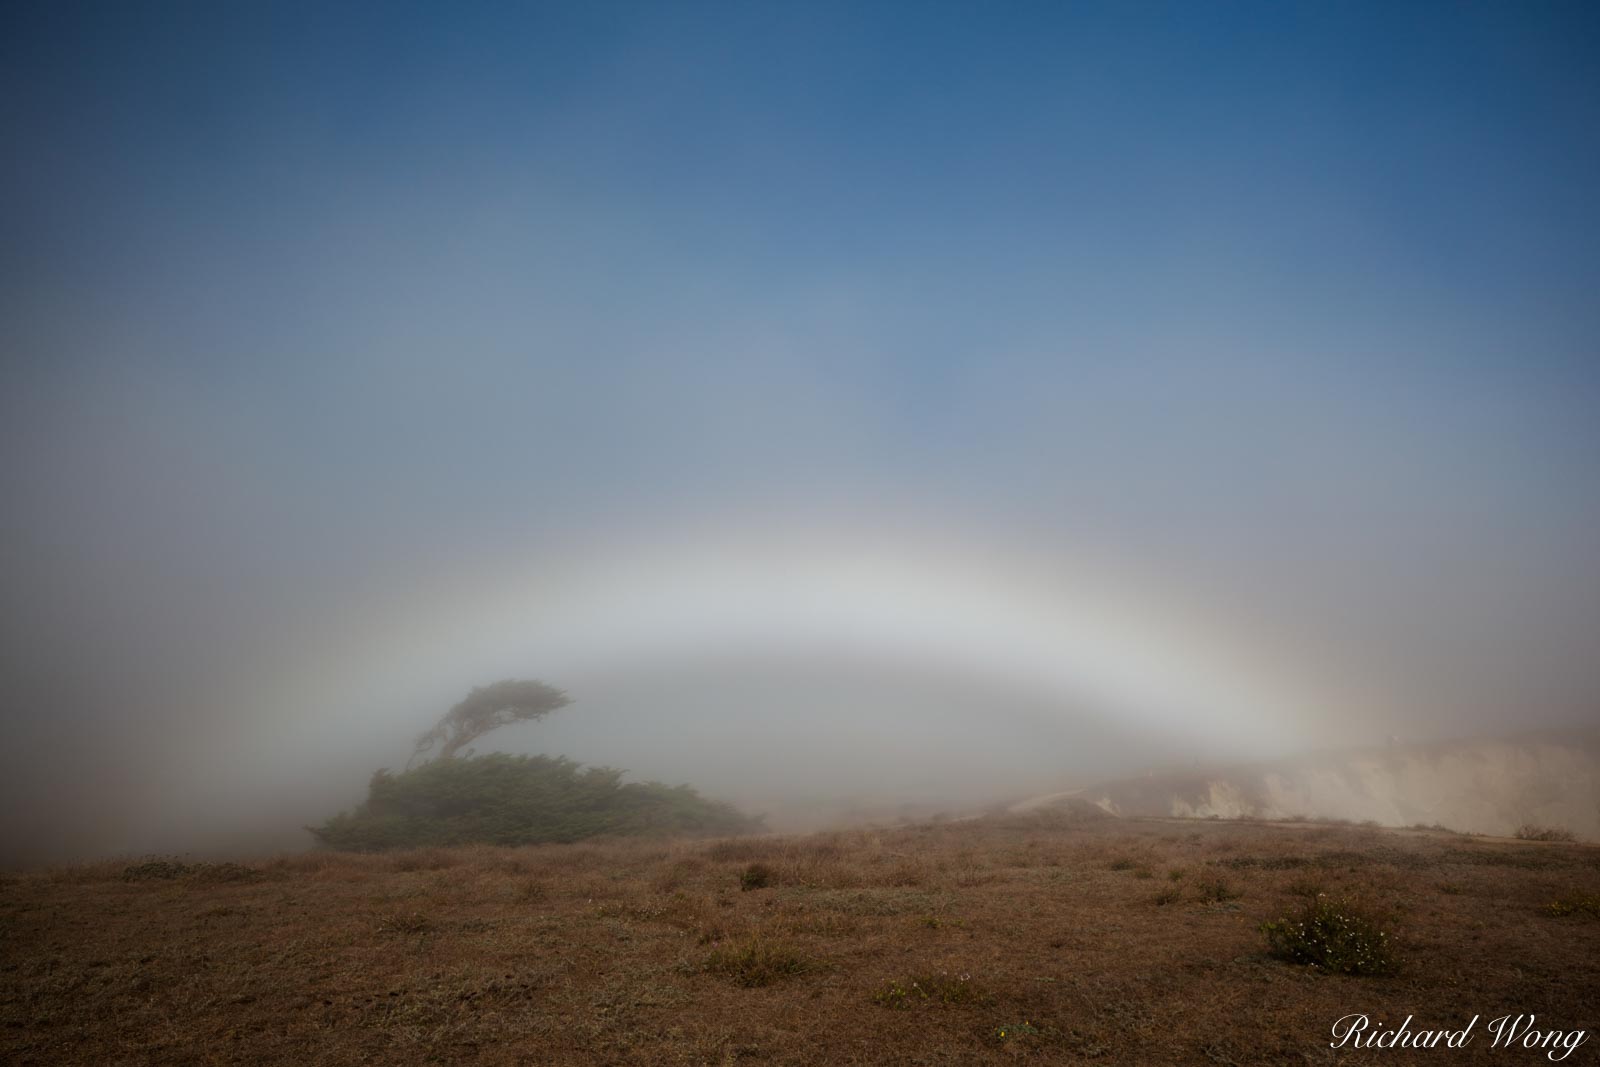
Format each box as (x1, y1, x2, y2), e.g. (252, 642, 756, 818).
(3, 814, 1597, 1065)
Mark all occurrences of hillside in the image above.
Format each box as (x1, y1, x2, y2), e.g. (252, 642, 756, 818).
(4, 814, 1597, 1064)
(1020, 730, 1600, 839)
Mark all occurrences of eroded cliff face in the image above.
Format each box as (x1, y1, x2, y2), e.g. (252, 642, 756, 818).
(1080, 732, 1600, 839)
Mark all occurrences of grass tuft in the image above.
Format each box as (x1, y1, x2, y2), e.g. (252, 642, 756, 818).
(704, 937, 813, 987)
(376, 910, 434, 936)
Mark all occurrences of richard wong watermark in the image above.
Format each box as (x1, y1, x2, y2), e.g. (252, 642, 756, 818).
(1330, 1014, 1588, 1061)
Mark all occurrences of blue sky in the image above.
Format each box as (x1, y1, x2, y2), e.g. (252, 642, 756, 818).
(2, 2, 1598, 857)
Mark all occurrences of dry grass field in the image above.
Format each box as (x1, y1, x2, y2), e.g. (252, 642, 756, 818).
(3, 813, 1597, 1065)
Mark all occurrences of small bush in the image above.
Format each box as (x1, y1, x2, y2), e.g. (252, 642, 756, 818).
(1261, 897, 1399, 975)
(704, 937, 812, 987)
(1515, 824, 1576, 843)
(739, 863, 774, 891)
(1152, 887, 1182, 906)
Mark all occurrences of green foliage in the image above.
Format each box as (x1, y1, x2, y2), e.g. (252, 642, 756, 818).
(993, 1021, 1042, 1042)
(739, 862, 774, 891)
(309, 753, 763, 850)
(411, 679, 570, 766)
(1261, 896, 1399, 975)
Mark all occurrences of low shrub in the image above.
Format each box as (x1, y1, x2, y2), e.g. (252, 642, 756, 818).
(1261, 896, 1399, 975)
(310, 754, 764, 850)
